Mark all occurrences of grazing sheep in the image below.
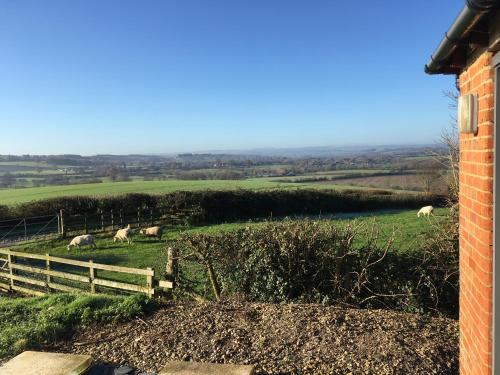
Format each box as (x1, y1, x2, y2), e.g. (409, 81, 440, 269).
(417, 205, 434, 217)
(139, 226, 164, 241)
(113, 224, 132, 244)
(67, 234, 97, 250)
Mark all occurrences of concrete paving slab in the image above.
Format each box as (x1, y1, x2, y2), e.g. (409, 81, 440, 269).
(0, 351, 92, 375)
(159, 361, 255, 375)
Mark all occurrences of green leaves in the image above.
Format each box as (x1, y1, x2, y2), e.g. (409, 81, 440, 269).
(175, 218, 458, 316)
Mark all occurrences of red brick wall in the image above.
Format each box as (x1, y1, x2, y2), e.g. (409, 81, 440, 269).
(458, 51, 495, 375)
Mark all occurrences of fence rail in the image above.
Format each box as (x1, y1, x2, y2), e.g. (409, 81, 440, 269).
(0, 249, 174, 297)
(0, 207, 198, 246)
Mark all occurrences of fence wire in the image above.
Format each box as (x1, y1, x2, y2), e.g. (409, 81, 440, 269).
(0, 207, 196, 246)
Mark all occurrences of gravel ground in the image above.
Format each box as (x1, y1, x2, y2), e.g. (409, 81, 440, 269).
(56, 301, 458, 375)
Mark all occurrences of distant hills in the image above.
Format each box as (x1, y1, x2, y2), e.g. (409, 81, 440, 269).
(195, 144, 444, 158)
(1, 144, 444, 161)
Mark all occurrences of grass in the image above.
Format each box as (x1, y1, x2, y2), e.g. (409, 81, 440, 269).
(0, 178, 371, 206)
(0, 161, 51, 167)
(326, 208, 447, 251)
(0, 209, 447, 356)
(0, 293, 155, 359)
(312, 169, 391, 175)
(9, 208, 446, 285)
(0, 170, 68, 176)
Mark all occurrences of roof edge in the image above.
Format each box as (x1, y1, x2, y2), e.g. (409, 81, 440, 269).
(425, 0, 500, 75)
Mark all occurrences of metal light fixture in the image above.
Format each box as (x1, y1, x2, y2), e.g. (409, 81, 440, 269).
(458, 93, 478, 134)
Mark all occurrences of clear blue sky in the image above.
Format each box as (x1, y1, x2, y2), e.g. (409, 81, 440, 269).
(0, 0, 462, 155)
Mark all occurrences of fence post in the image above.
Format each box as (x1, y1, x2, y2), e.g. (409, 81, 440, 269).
(89, 260, 95, 293)
(110, 209, 114, 231)
(45, 253, 51, 291)
(146, 267, 153, 297)
(100, 210, 104, 232)
(120, 209, 123, 228)
(59, 209, 66, 238)
(137, 208, 141, 228)
(166, 247, 178, 287)
(84, 213, 88, 234)
(57, 213, 61, 235)
(23, 218, 27, 241)
(150, 208, 154, 226)
(7, 253, 14, 290)
(207, 261, 221, 302)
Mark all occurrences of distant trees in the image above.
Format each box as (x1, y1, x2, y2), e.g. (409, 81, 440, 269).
(175, 169, 245, 180)
(0, 173, 15, 188)
(429, 90, 459, 204)
(105, 166, 131, 182)
(417, 160, 443, 194)
(46, 155, 89, 166)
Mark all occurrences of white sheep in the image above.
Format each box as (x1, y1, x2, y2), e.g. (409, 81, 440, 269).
(417, 205, 434, 217)
(113, 224, 132, 244)
(67, 234, 97, 250)
(139, 226, 164, 240)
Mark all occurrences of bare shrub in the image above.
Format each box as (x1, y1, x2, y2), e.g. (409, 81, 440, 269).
(172, 220, 458, 315)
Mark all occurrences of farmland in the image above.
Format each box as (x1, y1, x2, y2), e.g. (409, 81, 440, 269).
(9, 208, 447, 285)
(0, 148, 449, 206)
(0, 178, 381, 206)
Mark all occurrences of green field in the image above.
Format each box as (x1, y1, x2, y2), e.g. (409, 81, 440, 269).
(8, 209, 446, 285)
(0, 178, 376, 206)
(0, 161, 51, 167)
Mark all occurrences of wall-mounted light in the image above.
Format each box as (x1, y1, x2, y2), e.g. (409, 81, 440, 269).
(458, 94, 478, 134)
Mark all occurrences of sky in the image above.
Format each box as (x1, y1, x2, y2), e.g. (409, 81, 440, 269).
(0, 0, 463, 155)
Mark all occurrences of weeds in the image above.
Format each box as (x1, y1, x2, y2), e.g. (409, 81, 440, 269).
(0, 293, 155, 359)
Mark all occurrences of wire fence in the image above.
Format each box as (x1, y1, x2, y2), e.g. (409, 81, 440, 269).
(0, 207, 196, 246)
(0, 215, 59, 245)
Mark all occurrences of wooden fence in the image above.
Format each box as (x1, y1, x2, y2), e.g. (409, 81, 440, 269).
(0, 249, 174, 297)
(0, 207, 198, 246)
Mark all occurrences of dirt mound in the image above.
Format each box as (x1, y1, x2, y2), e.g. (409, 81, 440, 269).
(58, 301, 458, 375)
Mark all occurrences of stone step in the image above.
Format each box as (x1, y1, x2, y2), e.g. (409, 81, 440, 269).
(0, 351, 92, 375)
(159, 361, 255, 375)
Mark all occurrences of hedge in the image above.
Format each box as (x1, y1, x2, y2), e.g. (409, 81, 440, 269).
(0, 189, 448, 224)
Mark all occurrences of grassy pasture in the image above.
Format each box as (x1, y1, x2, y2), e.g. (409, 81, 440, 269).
(0, 178, 375, 205)
(8, 209, 446, 286)
(2, 170, 68, 176)
(318, 174, 427, 191)
(313, 169, 391, 175)
(0, 161, 51, 167)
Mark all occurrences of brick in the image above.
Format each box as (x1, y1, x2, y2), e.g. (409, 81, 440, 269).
(480, 68, 493, 82)
(458, 50, 494, 375)
(478, 94, 494, 109)
(478, 110, 494, 124)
